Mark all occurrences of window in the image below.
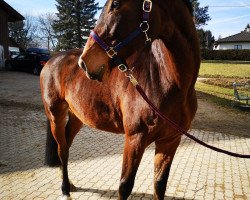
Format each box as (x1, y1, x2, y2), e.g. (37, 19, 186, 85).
(27, 54, 36, 60)
(17, 55, 26, 60)
(234, 45, 242, 50)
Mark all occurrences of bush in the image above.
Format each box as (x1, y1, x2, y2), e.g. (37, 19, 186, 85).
(201, 49, 250, 61)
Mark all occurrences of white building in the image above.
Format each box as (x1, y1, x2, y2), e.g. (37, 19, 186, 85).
(214, 28, 250, 50)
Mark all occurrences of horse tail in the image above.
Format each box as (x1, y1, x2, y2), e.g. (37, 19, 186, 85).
(45, 120, 61, 167)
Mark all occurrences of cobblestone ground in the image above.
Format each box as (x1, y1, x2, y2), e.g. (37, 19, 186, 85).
(0, 72, 250, 200)
(0, 105, 250, 200)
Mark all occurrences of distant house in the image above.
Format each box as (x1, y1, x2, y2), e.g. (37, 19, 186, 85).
(214, 28, 250, 50)
(0, 0, 24, 61)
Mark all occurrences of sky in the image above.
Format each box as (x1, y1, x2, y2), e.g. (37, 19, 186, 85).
(4, 0, 250, 39)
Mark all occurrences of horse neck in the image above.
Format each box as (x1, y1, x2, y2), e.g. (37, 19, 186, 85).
(126, 2, 200, 93)
(127, 34, 200, 95)
(158, 2, 200, 89)
(162, 34, 200, 88)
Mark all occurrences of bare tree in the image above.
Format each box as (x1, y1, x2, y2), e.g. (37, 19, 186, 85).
(38, 13, 58, 50)
(9, 15, 39, 49)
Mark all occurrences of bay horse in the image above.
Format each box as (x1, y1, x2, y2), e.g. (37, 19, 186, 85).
(40, 0, 200, 199)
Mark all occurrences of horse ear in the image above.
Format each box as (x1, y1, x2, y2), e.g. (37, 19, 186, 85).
(184, 0, 194, 16)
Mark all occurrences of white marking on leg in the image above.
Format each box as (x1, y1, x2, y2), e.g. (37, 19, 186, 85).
(61, 195, 72, 200)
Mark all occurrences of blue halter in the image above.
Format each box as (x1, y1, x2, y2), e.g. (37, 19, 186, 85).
(89, 0, 153, 72)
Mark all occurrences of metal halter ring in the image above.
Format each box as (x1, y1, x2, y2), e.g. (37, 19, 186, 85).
(118, 64, 128, 72)
(140, 21, 150, 32)
(106, 48, 117, 58)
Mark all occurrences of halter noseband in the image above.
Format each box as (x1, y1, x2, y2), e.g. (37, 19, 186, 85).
(90, 0, 153, 73)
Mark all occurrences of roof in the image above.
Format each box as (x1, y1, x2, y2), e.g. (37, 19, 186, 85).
(217, 31, 250, 43)
(0, 0, 25, 22)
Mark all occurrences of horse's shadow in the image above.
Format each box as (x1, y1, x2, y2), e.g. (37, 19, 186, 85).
(74, 187, 192, 200)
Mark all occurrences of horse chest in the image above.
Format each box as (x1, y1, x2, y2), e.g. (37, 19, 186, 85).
(77, 97, 124, 133)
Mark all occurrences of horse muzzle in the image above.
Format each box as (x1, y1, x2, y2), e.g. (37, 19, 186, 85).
(78, 58, 105, 81)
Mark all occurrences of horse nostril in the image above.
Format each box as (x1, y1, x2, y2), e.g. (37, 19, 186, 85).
(87, 73, 98, 80)
(78, 58, 87, 72)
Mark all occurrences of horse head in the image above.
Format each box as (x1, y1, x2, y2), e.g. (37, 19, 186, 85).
(78, 0, 168, 81)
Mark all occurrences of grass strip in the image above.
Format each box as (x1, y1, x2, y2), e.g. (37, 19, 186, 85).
(199, 63, 250, 78)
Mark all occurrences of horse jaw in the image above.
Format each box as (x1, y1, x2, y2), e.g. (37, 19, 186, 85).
(79, 37, 110, 81)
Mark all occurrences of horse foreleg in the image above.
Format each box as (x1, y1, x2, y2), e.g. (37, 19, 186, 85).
(65, 111, 83, 147)
(59, 112, 83, 192)
(153, 135, 181, 200)
(118, 133, 146, 200)
(58, 167, 77, 192)
(50, 121, 71, 199)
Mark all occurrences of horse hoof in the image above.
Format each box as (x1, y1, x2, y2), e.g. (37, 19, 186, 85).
(61, 195, 72, 200)
(70, 183, 77, 192)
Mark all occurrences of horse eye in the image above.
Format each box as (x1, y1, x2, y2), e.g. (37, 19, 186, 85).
(111, 0, 120, 9)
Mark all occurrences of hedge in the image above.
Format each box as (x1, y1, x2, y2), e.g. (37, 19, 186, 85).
(201, 49, 250, 61)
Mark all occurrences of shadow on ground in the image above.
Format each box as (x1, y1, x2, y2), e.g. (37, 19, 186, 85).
(73, 187, 192, 200)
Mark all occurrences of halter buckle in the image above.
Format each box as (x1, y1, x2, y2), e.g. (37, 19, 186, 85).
(106, 48, 117, 58)
(143, 0, 152, 13)
(118, 64, 128, 72)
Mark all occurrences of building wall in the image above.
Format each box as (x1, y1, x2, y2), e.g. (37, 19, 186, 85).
(214, 42, 250, 50)
(0, 7, 9, 60)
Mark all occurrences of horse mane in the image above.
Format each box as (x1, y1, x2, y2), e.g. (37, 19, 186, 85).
(183, 0, 194, 16)
(156, 0, 194, 17)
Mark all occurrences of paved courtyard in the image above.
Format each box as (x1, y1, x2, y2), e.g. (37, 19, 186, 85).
(0, 72, 250, 199)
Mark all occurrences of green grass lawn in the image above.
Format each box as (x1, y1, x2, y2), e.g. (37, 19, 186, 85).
(199, 62, 250, 78)
(196, 61, 250, 108)
(196, 82, 234, 98)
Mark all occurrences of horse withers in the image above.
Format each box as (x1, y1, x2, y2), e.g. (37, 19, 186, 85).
(40, 0, 200, 199)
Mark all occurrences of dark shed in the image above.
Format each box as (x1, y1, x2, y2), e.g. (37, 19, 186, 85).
(0, 0, 24, 60)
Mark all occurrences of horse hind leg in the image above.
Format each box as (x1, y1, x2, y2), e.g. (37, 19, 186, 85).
(153, 133, 182, 200)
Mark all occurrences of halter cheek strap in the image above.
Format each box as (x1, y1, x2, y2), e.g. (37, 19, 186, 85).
(89, 0, 153, 72)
